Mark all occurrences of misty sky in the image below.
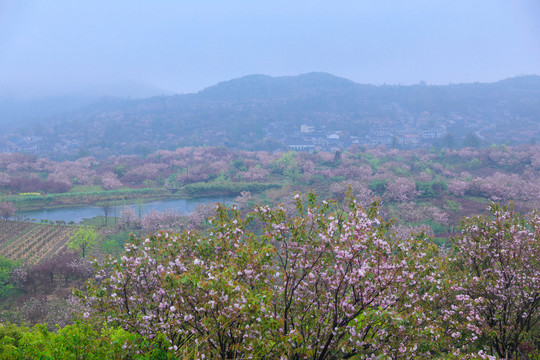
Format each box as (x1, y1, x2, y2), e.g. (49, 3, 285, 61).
(1, 0, 539, 97)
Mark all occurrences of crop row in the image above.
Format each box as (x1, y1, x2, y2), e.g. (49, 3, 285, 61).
(26, 226, 74, 264)
(1, 223, 73, 264)
(0, 220, 37, 247)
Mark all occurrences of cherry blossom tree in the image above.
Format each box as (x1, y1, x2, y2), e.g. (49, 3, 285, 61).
(84, 206, 275, 358)
(51, 161, 95, 186)
(185, 202, 216, 230)
(396, 202, 450, 227)
(392, 223, 435, 240)
(385, 177, 418, 202)
(141, 209, 183, 234)
(0, 201, 16, 220)
(254, 194, 441, 358)
(176, 164, 211, 183)
(448, 179, 469, 197)
(0, 172, 10, 187)
(531, 152, 540, 170)
(124, 163, 168, 182)
(83, 194, 442, 359)
(443, 203, 540, 358)
(232, 191, 254, 211)
(120, 207, 140, 229)
(101, 171, 123, 190)
(238, 166, 269, 182)
(467, 173, 539, 202)
(329, 180, 374, 207)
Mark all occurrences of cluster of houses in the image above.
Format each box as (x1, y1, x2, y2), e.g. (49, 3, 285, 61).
(0, 135, 80, 155)
(283, 124, 447, 152)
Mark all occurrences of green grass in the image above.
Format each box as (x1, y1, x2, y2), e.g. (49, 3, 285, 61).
(182, 181, 281, 196)
(0, 188, 170, 211)
(69, 185, 104, 193)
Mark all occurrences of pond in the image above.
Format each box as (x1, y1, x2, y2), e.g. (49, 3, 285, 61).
(19, 196, 232, 223)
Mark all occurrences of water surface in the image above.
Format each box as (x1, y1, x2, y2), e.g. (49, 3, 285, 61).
(20, 196, 231, 223)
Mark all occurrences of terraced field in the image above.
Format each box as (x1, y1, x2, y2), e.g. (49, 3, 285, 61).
(0, 220, 74, 264)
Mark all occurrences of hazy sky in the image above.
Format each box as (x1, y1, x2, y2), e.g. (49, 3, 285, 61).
(1, 0, 539, 97)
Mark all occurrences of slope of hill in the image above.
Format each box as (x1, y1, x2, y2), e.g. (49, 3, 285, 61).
(3, 73, 540, 159)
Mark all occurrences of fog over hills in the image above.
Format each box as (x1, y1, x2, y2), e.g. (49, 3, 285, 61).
(0, 82, 173, 129)
(1, 73, 539, 159)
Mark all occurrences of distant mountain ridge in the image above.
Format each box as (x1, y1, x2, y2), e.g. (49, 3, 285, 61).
(197, 72, 360, 101)
(2, 73, 540, 159)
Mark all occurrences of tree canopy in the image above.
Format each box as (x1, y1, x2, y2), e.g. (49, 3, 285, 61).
(68, 226, 99, 258)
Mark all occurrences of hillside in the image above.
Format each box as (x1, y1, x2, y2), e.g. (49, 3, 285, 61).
(2, 73, 540, 159)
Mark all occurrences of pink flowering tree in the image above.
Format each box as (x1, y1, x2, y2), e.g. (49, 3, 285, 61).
(447, 179, 469, 197)
(442, 203, 540, 358)
(385, 177, 418, 202)
(254, 194, 441, 358)
(329, 180, 374, 207)
(83, 205, 276, 358)
(83, 193, 443, 359)
(101, 172, 123, 190)
(124, 163, 168, 183)
(141, 209, 183, 234)
(185, 202, 216, 230)
(238, 166, 269, 182)
(0, 201, 16, 220)
(231, 191, 255, 214)
(0, 172, 11, 187)
(120, 207, 140, 229)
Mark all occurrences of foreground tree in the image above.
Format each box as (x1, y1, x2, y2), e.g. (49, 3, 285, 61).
(0, 322, 153, 359)
(84, 206, 275, 358)
(443, 203, 540, 358)
(254, 194, 441, 359)
(83, 194, 442, 359)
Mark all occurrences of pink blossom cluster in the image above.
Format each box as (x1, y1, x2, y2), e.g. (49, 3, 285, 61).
(101, 171, 123, 190)
(441, 203, 540, 358)
(238, 166, 269, 182)
(141, 208, 183, 234)
(385, 177, 419, 202)
(0, 201, 16, 220)
(84, 194, 446, 358)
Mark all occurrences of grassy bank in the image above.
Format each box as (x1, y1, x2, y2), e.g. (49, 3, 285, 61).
(1, 182, 283, 212)
(1, 188, 170, 211)
(181, 181, 281, 196)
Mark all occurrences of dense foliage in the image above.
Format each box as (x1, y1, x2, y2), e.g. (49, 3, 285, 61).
(1, 143, 540, 358)
(2, 145, 540, 242)
(66, 194, 538, 359)
(0, 321, 170, 359)
(82, 194, 439, 358)
(445, 203, 540, 358)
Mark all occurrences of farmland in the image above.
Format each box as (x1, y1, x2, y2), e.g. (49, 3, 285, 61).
(0, 220, 74, 264)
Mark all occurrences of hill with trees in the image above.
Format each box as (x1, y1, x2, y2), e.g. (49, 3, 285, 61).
(2, 73, 539, 159)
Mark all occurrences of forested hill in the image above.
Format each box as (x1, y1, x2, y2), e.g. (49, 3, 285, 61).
(4, 73, 540, 159)
(197, 72, 361, 101)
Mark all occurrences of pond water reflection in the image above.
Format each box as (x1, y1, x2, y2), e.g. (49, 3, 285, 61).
(20, 196, 231, 223)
